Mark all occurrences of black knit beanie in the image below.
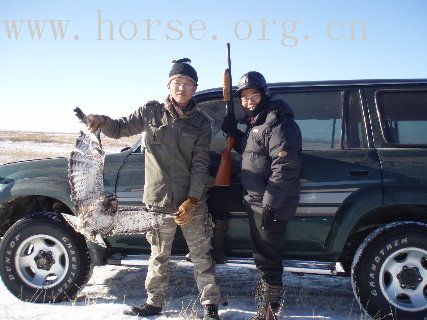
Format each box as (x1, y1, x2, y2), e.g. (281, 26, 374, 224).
(168, 58, 198, 85)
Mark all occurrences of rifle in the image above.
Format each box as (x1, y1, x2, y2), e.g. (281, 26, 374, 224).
(214, 43, 235, 186)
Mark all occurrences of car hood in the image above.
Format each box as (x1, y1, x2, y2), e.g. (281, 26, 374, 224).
(0, 157, 69, 181)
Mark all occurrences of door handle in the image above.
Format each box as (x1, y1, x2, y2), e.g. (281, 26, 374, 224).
(349, 170, 369, 177)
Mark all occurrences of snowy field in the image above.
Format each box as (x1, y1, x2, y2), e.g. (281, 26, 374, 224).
(0, 131, 371, 319)
(0, 262, 370, 320)
(0, 131, 138, 165)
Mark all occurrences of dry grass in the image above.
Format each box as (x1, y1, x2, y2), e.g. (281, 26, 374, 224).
(0, 130, 140, 165)
(1, 131, 76, 144)
(0, 130, 138, 147)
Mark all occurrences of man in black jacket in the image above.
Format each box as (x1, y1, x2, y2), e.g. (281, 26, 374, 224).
(220, 71, 302, 319)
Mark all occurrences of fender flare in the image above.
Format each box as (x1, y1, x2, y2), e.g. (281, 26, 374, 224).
(3, 177, 75, 213)
(325, 184, 383, 254)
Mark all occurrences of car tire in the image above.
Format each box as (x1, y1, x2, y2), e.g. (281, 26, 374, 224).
(0, 213, 92, 303)
(351, 221, 427, 320)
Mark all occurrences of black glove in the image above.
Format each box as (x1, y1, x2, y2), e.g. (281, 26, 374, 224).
(221, 115, 238, 137)
(261, 205, 277, 232)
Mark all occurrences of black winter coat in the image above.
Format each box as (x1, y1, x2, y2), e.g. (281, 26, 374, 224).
(234, 99, 302, 221)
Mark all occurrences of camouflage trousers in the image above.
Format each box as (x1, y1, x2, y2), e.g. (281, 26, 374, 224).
(144, 203, 221, 307)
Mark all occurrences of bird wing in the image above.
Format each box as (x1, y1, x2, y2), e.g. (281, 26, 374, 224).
(67, 108, 166, 238)
(68, 130, 105, 208)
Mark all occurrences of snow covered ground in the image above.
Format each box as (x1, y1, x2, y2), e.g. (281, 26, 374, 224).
(0, 131, 138, 165)
(0, 261, 371, 320)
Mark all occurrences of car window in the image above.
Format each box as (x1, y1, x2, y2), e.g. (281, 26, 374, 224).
(274, 91, 345, 150)
(199, 90, 367, 151)
(131, 133, 146, 154)
(198, 98, 244, 153)
(376, 90, 427, 146)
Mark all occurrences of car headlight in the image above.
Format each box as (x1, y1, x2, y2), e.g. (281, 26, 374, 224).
(0, 178, 14, 193)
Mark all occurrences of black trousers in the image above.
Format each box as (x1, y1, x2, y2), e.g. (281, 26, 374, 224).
(207, 184, 246, 220)
(207, 184, 287, 286)
(248, 210, 287, 286)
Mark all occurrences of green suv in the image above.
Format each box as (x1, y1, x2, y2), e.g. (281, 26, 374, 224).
(1, 79, 426, 319)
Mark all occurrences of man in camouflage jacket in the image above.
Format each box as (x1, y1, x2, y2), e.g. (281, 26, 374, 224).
(87, 58, 221, 319)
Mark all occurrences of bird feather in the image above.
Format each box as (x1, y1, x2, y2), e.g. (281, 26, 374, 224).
(67, 108, 166, 241)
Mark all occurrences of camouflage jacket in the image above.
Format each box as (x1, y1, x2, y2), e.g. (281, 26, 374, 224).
(101, 100, 212, 208)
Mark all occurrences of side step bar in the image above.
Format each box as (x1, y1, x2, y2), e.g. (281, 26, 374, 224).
(106, 254, 346, 276)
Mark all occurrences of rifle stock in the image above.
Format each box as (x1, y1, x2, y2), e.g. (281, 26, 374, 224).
(214, 135, 235, 186)
(214, 44, 235, 186)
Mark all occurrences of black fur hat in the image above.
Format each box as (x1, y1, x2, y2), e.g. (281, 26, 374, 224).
(168, 58, 198, 85)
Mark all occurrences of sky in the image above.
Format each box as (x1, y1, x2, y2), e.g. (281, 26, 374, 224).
(1, 0, 427, 133)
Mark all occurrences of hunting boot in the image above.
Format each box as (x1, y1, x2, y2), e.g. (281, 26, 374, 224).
(203, 304, 221, 320)
(249, 280, 282, 320)
(123, 303, 162, 316)
(211, 219, 227, 264)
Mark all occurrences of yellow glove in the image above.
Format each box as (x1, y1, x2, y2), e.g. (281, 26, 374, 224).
(87, 114, 106, 133)
(174, 197, 198, 226)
